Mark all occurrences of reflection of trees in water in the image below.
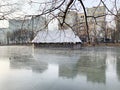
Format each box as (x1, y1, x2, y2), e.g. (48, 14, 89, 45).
(59, 63, 78, 79)
(59, 51, 106, 84)
(77, 54, 106, 84)
(9, 54, 48, 73)
(117, 55, 120, 80)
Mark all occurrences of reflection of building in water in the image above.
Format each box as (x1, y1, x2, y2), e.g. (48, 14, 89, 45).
(117, 56, 120, 80)
(59, 63, 78, 79)
(77, 55, 106, 84)
(9, 55, 48, 73)
(33, 48, 107, 84)
(58, 52, 106, 84)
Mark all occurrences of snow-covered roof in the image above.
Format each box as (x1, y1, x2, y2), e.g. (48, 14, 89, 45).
(32, 29, 82, 43)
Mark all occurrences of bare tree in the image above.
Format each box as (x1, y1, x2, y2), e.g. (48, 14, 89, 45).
(26, 0, 110, 44)
(1, 0, 120, 44)
(0, 0, 23, 20)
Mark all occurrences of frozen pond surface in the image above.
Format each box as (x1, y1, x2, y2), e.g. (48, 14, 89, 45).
(0, 46, 120, 90)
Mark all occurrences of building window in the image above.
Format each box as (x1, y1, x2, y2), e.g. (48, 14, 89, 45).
(81, 16, 84, 18)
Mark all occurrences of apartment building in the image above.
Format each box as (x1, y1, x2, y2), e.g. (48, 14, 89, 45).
(8, 16, 47, 44)
(87, 6, 106, 42)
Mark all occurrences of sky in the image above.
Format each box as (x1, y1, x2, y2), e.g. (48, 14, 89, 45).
(0, 0, 120, 28)
(1, 0, 118, 16)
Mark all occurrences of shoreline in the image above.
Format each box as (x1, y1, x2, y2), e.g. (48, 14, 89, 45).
(82, 43, 120, 47)
(0, 43, 120, 47)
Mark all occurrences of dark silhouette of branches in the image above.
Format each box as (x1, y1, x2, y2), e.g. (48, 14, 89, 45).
(78, 0, 90, 43)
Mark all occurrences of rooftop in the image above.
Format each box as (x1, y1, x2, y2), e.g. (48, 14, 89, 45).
(32, 29, 82, 43)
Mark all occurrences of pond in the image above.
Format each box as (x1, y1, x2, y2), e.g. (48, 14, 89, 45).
(0, 46, 120, 90)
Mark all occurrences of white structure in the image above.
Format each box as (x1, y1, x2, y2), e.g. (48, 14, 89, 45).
(48, 18, 58, 31)
(32, 29, 82, 43)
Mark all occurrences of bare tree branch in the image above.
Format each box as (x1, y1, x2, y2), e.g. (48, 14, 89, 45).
(78, 0, 90, 43)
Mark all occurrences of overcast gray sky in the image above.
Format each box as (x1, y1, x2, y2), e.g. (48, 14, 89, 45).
(0, 0, 119, 18)
(0, 0, 120, 28)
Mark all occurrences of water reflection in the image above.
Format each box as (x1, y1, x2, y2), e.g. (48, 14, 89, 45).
(117, 55, 120, 81)
(10, 55, 48, 73)
(58, 52, 106, 84)
(0, 46, 120, 90)
(77, 55, 106, 84)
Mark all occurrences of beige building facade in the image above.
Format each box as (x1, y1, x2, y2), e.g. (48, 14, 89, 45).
(87, 6, 106, 42)
(57, 6, 106, 42)
(58, 11, 87, 42)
